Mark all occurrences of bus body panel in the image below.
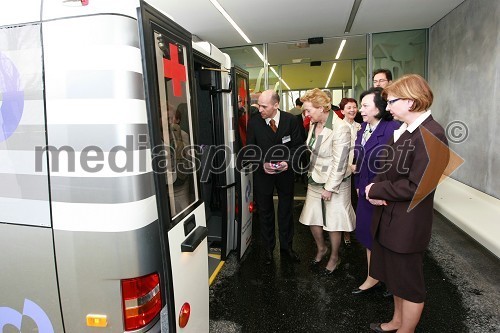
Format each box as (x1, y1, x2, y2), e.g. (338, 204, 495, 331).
(0, 22, 50, 227)
(219, 52, 237, 255)
(192, 42, 237, 255)
(0, 224, 64, 332)
(167, 204, 209, 332)
(42, 0, 140, 21)
(138, 4, 210, 330)
(0, 0, 41, 26)
(42, 12, 166, 331)
(41, 0, 177, 24)
(2, 2, 215, 332)
(239, 166, 253, 257)
(42, 13, 154, 228)
(54, 222, 164, 332)
(230, 66, 253, 258)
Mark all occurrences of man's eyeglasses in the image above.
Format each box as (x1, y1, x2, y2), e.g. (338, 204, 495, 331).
(387, 98, 401, 105)
(373, 79, 388, 84)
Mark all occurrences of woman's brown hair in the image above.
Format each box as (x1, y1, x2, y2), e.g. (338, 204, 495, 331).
(383, 74, 433, 112)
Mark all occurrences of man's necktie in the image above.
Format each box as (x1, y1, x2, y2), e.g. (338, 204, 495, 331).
(269, 119, 277, 133)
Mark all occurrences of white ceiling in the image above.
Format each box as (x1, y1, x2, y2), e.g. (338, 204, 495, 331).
(162, 0, 464, 48)
(159, 0, 465, 90)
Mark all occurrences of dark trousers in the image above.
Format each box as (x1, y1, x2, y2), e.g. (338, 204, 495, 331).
(254, 170, 294, 251)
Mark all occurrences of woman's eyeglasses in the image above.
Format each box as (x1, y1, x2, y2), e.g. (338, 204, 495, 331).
(387, 98, 401, 105)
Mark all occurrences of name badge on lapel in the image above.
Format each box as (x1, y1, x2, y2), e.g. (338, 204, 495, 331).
(282, 135, 291, 144)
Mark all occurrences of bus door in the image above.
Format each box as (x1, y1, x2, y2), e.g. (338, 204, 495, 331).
(231, 66, 254, 259)
(139, 3, 209, 332)
(0, 20, 64, 332)
(192, 49, 235, 277)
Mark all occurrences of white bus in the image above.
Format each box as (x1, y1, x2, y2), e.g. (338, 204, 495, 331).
(0, 1, 252, 332)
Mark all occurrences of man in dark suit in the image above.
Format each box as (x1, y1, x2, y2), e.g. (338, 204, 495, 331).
(246, 90, 303, 264)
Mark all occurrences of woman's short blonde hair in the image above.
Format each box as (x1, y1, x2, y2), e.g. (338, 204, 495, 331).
(300, 88, 331, 111)
(383, 74, 433, 112)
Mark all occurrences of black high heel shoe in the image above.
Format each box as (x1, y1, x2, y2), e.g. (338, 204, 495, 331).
(351, 282, 382, 295)
(310, 250, 328, 265)
(321, 258, 341, 276)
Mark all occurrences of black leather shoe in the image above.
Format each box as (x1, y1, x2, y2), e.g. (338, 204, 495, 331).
(264, 250, 273, 265)
(351, 282, 382, 295)
(280, 248, 300, 263)
(369, 323, 397, 333)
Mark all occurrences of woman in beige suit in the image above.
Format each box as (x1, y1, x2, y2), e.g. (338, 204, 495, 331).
(299, 88, 355, 274)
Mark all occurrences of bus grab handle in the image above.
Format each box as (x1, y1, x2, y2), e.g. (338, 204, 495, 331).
(210, 86, 232, 95)
(217, 182, 236, 190)
(181, 226, 208, 252)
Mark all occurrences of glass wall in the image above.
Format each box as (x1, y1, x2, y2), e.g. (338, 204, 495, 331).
(353, 58, 367, 102)
(266, 35, 366, 109)
(372, 29, 427, 80)
(222, 44, 265, 96)
(222, 30, 428, 109)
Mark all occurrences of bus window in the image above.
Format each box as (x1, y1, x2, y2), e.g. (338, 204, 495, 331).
(237, 75, 249, 147)
(154, 32, 198, 220)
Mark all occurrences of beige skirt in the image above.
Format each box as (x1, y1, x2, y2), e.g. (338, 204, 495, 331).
(299, 179, 355, 232)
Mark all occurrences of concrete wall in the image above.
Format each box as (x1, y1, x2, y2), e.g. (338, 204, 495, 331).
(429, 0, 499, 199)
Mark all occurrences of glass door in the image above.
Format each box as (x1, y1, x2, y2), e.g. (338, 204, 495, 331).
(138, 2, 209, 332)
(232, 66, 254, 259)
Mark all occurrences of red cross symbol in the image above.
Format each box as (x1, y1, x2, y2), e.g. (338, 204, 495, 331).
(163, 43, 186, 97)
(238, 82, 247, 105)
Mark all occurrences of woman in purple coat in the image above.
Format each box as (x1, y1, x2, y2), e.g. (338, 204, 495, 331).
(352, 87, 400, 294)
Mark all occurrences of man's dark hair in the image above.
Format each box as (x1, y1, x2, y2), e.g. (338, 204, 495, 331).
(372, 68, 393, 81)
(295, 97, 303, 107)
(271, 91, 280, 104)
(360, 87, 393, 121)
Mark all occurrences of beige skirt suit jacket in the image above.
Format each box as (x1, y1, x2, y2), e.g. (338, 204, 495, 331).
(299, 111, 356, 232)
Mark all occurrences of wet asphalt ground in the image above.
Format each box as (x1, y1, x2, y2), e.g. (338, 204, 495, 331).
(209, 186, 500, 332)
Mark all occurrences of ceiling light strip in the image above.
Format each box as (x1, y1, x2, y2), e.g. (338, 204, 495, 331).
(209, 0, 252, 43)
(207, 2, 290, 90)
(270, 67, 291, 90)
(335, 39, 346, 60)
(344, 0, 362, 33)
(252, 47, 265, 62)
(325, 63, 337, 88)
(252, 48, 291, 90)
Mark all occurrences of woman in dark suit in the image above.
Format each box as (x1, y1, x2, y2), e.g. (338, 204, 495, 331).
(352, 87, 400, 294)
(366, 74, 449, 332)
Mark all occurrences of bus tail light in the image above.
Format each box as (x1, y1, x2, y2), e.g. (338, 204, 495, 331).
(248, 201, 255, 213)
(178, 302, 191, 328)
(121, 273, 162, 331)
